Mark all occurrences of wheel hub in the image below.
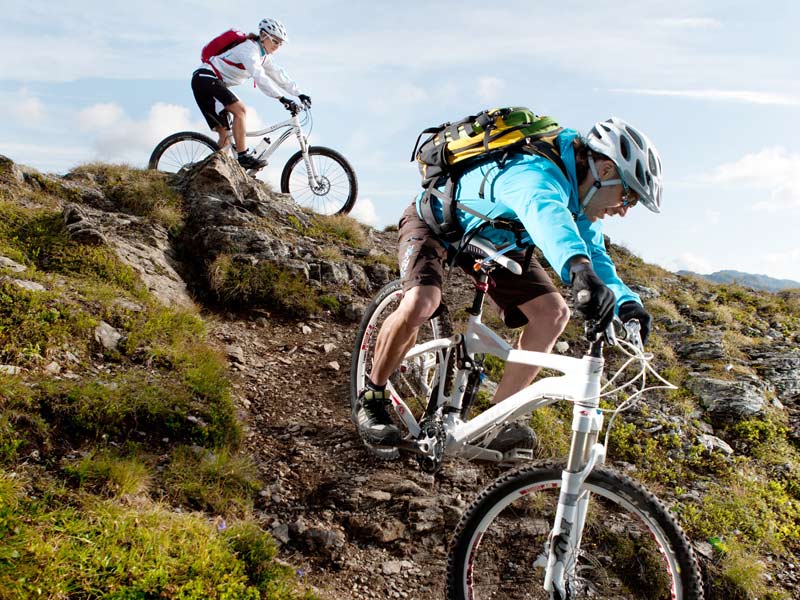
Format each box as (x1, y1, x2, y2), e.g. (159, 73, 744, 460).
(311, 176, 331, 196)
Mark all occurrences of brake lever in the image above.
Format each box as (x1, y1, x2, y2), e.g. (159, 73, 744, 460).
(623, 319, 644, 353)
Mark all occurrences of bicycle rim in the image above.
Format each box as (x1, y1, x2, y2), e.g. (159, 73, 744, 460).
(448, 465, 703, 600)
(350, 280, 452, 459)
(151, 134, 217, 173)
(281, 147, 356, 215)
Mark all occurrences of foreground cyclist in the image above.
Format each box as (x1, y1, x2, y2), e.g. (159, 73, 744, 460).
(190, 18, 312, 170)
(358, 117, 660, 449)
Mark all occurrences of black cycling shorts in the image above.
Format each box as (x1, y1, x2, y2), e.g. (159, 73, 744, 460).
(191, 68, 240, 130)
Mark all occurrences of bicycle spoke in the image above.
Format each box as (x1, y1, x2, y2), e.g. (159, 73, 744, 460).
(284, 150, 353, 215)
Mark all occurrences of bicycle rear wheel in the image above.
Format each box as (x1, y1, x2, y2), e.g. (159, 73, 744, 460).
(447, 464, 703, 600)
(148, 132, 219, 172)
(280, 146, 357, 215)
(350, 279, 453, 460)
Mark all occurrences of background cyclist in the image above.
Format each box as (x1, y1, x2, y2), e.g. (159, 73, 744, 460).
(191, 18, 312, 170)
(358, 117, 661, 451)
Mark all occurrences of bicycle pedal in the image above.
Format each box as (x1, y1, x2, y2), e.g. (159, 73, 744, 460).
(501, 448, 535, 463)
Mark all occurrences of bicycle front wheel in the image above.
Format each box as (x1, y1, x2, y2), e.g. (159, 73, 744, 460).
(448, 464, 703, 600)
(350, 279, 453, 460)
(280, 146, 358, 216)
(148, 132, 219, 173)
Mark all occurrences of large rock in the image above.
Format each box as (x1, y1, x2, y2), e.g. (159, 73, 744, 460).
(62, 203, 194, 308)
(686, 374, 767, 420)
(178, 154, 308, 270)
(745, 344, 800, 404)
(677, 336, 725, 361)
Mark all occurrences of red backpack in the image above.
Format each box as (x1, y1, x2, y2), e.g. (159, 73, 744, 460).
(201, 29, 249, 63)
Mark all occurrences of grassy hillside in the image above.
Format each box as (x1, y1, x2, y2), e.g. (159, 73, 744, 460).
(0, 164, 315, 599)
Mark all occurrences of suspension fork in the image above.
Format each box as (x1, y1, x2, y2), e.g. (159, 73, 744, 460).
(292, 115, 319, 187)
(543, 403, 606, 595)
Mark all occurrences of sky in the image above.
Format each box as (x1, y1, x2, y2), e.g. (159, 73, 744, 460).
(1, 0, 799, 281)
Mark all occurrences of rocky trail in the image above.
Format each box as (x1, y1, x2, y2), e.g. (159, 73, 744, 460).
(213, 313, 499, 599)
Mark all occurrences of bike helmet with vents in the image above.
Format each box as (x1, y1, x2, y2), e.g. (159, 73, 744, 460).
(258, 18, 288, 42)
(586, 117, 663, 213)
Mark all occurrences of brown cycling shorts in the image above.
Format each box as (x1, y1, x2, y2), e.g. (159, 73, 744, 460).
(396, 203, 559, 328)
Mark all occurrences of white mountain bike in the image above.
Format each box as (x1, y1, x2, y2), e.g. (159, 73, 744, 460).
(148, 107, 357, 216)
(350, 233, 704, 599)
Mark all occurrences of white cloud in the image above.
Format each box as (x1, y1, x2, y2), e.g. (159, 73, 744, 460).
(78, 103, 125, 131)
(365, 83, 428, 117)
(608, 88, 800, 106)
(706, 147, 800, 211)
(477, 77, 505, 104)
(349, 197, 379, 226)
(17, 91, 45, 124)
(758, 249, 800, 281)
(662, 252, 715, 274)
(709, 147, 800, 184)
(76, 102, 207, 166)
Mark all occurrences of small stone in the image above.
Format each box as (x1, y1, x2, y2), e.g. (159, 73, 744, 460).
(382, 561, 403, 576)
(226, 345, 245, 364)
(94, 321, 122, 351)
(0, 365, 21, 375)
(8, 278, 46, 292)
(322, 343, 337, 354)
(0, 256, 26, 272)
(554, 340, 570, 354)
(327, 361, 340, 371)
(300, 325, 312, 335)
(364, 490, 392, 501)
(44, 361, 61, 375)
(271, 523, 290, 544)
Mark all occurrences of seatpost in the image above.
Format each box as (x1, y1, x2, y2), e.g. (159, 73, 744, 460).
(468, 265, 490, 317)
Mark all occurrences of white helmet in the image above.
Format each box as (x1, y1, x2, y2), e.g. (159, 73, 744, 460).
(258, 18, 288, 43)
(586, 117, 663, 213)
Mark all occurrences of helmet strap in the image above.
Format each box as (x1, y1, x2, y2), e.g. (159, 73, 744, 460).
(580, 153, 622, 210)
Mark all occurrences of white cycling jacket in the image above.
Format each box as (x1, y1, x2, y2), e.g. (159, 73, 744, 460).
(201, 39, 302, 99)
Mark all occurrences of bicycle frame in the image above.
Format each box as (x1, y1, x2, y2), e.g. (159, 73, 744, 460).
(382, 261, 622, 595)
(226, 110, 321, 188)
(390, 311, 610, 594)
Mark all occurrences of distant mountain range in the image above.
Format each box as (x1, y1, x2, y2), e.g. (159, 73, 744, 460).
(677, 269, 800, 292)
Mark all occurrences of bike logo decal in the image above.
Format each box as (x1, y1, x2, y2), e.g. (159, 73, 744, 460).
(361, 323, 375, 351)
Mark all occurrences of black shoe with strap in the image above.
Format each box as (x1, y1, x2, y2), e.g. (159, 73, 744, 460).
(237, 150, 267, 170)
(357, 387, 401, 445)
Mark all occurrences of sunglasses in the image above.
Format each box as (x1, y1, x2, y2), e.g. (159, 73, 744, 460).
(262, 33, 283, 46)
(617, 169, 639, 208)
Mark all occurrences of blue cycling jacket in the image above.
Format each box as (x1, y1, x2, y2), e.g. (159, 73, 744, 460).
(415, 128, 640, 311)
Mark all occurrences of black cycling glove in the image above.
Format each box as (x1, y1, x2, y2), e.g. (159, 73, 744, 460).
(298, 94, 312, 109)
(570, 263, 616, 336)
(618, 301, 652, 345)
(279, 96, 300, 114)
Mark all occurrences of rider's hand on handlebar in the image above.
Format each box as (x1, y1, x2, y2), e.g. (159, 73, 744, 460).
(570, 263, 616, 338)
(279, 96, 300, 115)
(298, 94, 312, 109)
(618, 301, 652, 345)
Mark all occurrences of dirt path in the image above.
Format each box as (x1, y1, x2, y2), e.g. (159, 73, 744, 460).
(211, 314, 496, 599)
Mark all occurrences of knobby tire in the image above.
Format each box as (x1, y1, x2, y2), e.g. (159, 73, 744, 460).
(350, 279, 454, 460)
(447, 463, 704, 600)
